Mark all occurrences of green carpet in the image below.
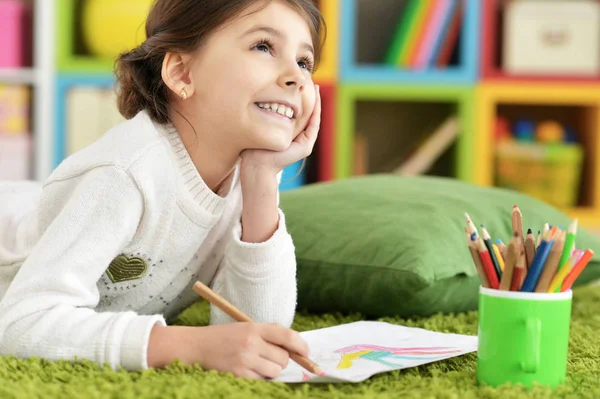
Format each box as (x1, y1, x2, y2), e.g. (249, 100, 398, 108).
(1, 286, 600, 399)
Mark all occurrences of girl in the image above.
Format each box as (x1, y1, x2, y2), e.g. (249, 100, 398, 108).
(0, 0, 324, 381)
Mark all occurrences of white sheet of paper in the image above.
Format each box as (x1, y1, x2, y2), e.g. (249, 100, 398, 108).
(274, 321, 478, 383)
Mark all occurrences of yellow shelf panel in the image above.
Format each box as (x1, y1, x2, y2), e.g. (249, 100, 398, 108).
(313, 0, 338, 83)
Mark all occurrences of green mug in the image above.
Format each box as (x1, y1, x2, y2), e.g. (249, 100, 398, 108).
(477, 286, 572, 388)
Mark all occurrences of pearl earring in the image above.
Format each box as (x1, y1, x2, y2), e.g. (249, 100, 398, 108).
(180, 88, 188, 100)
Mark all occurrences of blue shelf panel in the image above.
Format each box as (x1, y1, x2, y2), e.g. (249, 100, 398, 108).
(340, 0, 481, 84)
(279, 160, 306, 191)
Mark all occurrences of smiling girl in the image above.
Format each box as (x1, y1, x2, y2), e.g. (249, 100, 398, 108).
(0, 0, 324, 380)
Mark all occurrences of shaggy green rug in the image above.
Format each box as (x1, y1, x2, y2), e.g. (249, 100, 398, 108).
(1, 285, 599, 399)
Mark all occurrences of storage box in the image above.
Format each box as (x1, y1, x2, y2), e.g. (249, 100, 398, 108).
(503, 1, 600, 75)
(66, 87, 123, 154)
(495, 141, 584, 208)
(0, 85, 30, 135)
(0, 0, 30, 68)
(0, 134, 31, 180)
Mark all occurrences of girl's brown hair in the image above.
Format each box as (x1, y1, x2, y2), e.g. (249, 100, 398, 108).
(115, 0, 325, 124)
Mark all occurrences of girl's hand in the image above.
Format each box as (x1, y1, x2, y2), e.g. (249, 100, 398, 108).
(148, 323, 309, 380)
(240, 85, 321, 175)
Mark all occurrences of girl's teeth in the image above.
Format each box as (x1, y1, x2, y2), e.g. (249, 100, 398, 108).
(257, 103, 294, 119)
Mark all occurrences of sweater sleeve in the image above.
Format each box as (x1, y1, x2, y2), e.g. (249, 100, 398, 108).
(0, 166, 166, 371)
(210, 206, 298, 328)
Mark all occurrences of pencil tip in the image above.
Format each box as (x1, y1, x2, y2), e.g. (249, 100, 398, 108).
(527, 228, 532, 234)
(513, 204, 517, 208)
(496, 238, 502, 244)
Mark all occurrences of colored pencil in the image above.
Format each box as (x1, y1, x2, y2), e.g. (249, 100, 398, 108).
(521, 229, 556, 292)
(467, 233, 490, 288)
(536, 230, 541, 249)
(547, 250, 582, 293)
(560, 249, 594, 292)
(525, 228, 536, 269)
(476, 236, 500, 289)
(496, 239, 507, 262)
(555, 219, 578, 292)
(499, 233, 519, 291)
(511, 205, 524, 241)
(534, 231, 565, 293)
(481, 226, 502, 279)
(492, 243, 505, 271)
(464, 213, 479, 237)
(510, 242, 527, 291)
(192, 281, 325, 376)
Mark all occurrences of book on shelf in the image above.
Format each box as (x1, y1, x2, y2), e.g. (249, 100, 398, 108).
(384, 0, 463, 69)
(390, 116, 460, 176)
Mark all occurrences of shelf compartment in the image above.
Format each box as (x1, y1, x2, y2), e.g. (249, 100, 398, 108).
(481, 0, 600, 83)
(336, 84, 474, 181)
(476, 83, 600, 226)
(340, 0, 480, 84)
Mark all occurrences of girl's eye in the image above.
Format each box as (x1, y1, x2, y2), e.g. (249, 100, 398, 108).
(256, 43, 270, 53)
(253, 39, 273, 54)
(298, 57, 315, 73)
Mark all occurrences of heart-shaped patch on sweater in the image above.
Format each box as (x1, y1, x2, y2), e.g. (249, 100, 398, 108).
(106, 254, 148, 283)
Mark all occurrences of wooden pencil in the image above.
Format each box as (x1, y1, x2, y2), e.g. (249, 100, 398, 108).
(536, 230, 541, 249)
(192, 281, 325, 376)
(534, 230, 565, 293)
(547, 250, 582, 293)
(560, 249, 595, 292)
(464, 213, 479, 237)
(510, 243, 527, 291)
(496, 239, 507, 262)
(481, 226, 502, 280)
(476, 237, 500, 289)
(511, 205, 524, 241)
(525, 228, 536, 269)
(499, 233, 518, 291)
(467, 233, 490, 288)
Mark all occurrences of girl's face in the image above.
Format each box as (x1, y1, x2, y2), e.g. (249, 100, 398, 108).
(186, 0, 317, 152)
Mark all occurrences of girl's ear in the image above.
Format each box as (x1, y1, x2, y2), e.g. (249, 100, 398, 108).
(161, 52, 195, 100)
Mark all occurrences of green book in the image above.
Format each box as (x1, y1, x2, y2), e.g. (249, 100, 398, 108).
(384, 0, 420, 65)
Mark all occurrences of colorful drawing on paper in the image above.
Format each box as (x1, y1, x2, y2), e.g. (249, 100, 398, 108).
(334, 344, 463, 369)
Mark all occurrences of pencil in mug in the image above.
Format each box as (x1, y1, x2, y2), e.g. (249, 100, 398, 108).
(510, 243, 527, 291)
(474, 234, 500, 289)
(192, 280, 325, 376)
(534, 230, 565, 293)
(511, 205, 524, 242)
(492, 243, 505, 272)
(467, 232, 490, 288)
(499, 233, 519, 291)
(521, 227, 557, 292)
(524, 228, 537, 270)
(555, 219, 578, 292)
(480, 225, 502, 279)
(560, 249, 594, 292)
(496, 239, 507, 262)
(465, 213, 479, 238)
(546, 250, 584, 293)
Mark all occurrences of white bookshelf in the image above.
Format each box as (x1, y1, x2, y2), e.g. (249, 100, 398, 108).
(1, 0, 55, 181)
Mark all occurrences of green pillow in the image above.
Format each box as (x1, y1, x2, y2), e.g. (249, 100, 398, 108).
(280, 175, 600, 318)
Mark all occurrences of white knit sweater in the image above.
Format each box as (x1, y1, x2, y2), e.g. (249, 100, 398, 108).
(0, 110, 297, 372)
